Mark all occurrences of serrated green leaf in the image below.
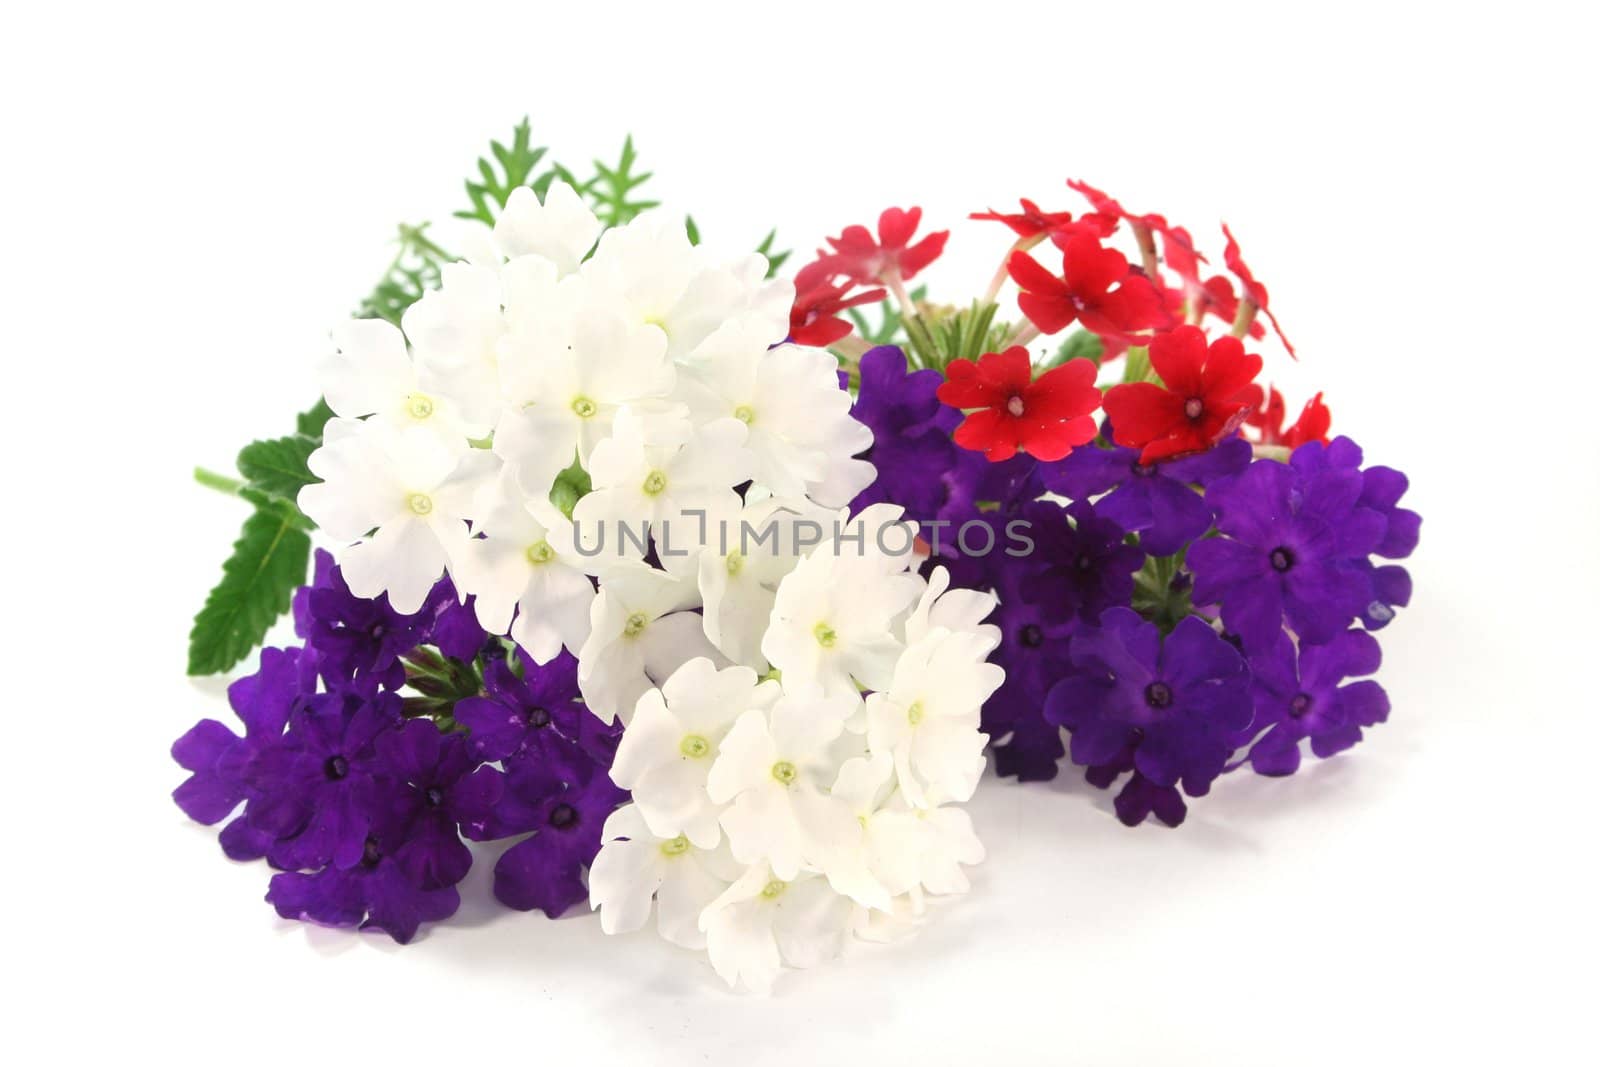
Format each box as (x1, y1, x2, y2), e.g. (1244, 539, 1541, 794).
(454, 117, 554, 227)
(187, 506, 312, 675)
(237, 435, 318, 501)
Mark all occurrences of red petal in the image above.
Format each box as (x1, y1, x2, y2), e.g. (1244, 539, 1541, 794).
(1103, 383, 1186, 447)
(1148, 326, 1207, 396)
(1201, 336, 1263, 403)
(878, 207, 921, 250)
(952, 408, 1019, 462)
(938, 359, 1003, 408)
(1020, 413, 1099, 461)
(1061, 236, 1128, 296)
(1017, 291, 1077, 335)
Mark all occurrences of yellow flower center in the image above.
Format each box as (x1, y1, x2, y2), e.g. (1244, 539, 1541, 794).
(659, 835, 690, 857)
(907, 701, 925, 726)
(407, 493, 433, 516)
(813, 622, 837, 648)
(726, 551, 745, 577)
(760, 879, 787, 900)
(571, 395, 598, 418)
(641, 469, 668, 495)
(679, 734, 710, 758)
(623, 612, 648, 638)
(406, 393, 435, 420)
(525, 540, 555, 565)
(770, 760, 797, 785)
(733, 404, 756, 424)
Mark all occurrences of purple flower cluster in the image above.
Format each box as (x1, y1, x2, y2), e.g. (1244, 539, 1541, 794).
(852, 348, 1421, 827)
(172, 551, 621, 942)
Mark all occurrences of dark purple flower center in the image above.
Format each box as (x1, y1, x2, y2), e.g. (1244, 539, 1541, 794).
(424, 786, 446, 808)
(548, 803, 578, 830)
(526, 706, 551, 729)
(324, 755, 350, 781)
(361, 837, 382, 868)
(368, 623, 386, 639)
(1184, 397, 1204, 420)
(1289, 692, 1313, 718)
(1132, 462, 1155, 478)
(1269, 546, 1295, 572)
(1075, 553, 1093, 571)
(1020, 623, 1043, 648)
(1143, 681, 1174, 709)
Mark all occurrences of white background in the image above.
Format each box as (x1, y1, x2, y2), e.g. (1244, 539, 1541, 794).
(6, 1, 1597, 1063)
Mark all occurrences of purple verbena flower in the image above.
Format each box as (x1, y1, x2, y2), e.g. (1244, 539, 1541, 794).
(1187, 454, 1386, 651)
(1242, 628, 1390, 776)
(266, 831, 460, 945)
(1041, 433, 1250, 556)
(375, 719, 503, 889)
(849, 346, 964, 521)
(294, 550, 431, 694)
(1045, 608, 1251, 826)
(1022, 499, 1145, 625)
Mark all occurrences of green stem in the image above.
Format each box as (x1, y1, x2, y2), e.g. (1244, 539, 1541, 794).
(194, 466, 245, 496)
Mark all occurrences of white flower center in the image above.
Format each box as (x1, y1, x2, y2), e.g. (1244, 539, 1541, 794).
(1006, 395, 1025, 417)
(407, 492, 434, 516)
(406, 393, 436, 420)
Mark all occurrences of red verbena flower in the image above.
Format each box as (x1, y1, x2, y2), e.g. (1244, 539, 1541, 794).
(971, 198, 1111, 241)
(1102, 325, 1263, 463)
(1008, 236, 1170, 340)
(819, 207, 948, 288)
(1221, 223, 1296, 358)
(936, 346, 1102, 462)
(1188, 275, 1266, 339)
(1241, 384, 1331, 448)
(787, 259, 885, 347)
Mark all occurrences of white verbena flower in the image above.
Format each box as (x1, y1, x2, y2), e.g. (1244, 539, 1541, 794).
(675, 316, 871, 505)
(698, 864, 857, 994)
(587, 804, 741, 950)
(454, 466, 595, 664)
(706, 689, 885, 908)
(400, 262, 509, 428)
(576, 561, 722, 724)
(317, 318, 481, 441)
(572, 408, 754, 564)
(492, 182, 602, 276)
(865, 627, 1004, 808)
(610, 658, 779, 848)
(297, 420, 496, 614)
(760, 508, 923, 700)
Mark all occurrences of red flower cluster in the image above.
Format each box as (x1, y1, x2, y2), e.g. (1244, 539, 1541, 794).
(819, 206, 948, 288)
(1008, 236, 1169, 341)
(1102, 325, 1263, 463)
(1241, 384, 1331, 449)
(971, 198, 1112, 242)
(936, 347, 1101, 462)
(785, 206, 947, 348)
(788, 260, 884, 347)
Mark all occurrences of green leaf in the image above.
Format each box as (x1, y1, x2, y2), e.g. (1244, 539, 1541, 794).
(684, 215, 701, 246)
(754, 229, 791, 279)
(584, 135, 659, 227)
(187, 504, 313, 675)
(237, 435, 318, 502)
(356, 222, 450, 326)
(454, 117, 552, 227)
(549, 459, 592, 519)
(1049, 330, 1105, 369)
(295, 398, 334, 440)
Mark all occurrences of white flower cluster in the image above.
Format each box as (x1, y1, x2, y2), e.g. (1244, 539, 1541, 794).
(296, 184, 1006, 991)
(591, 510, 1004, 992)
(298, 182, 871, 674)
